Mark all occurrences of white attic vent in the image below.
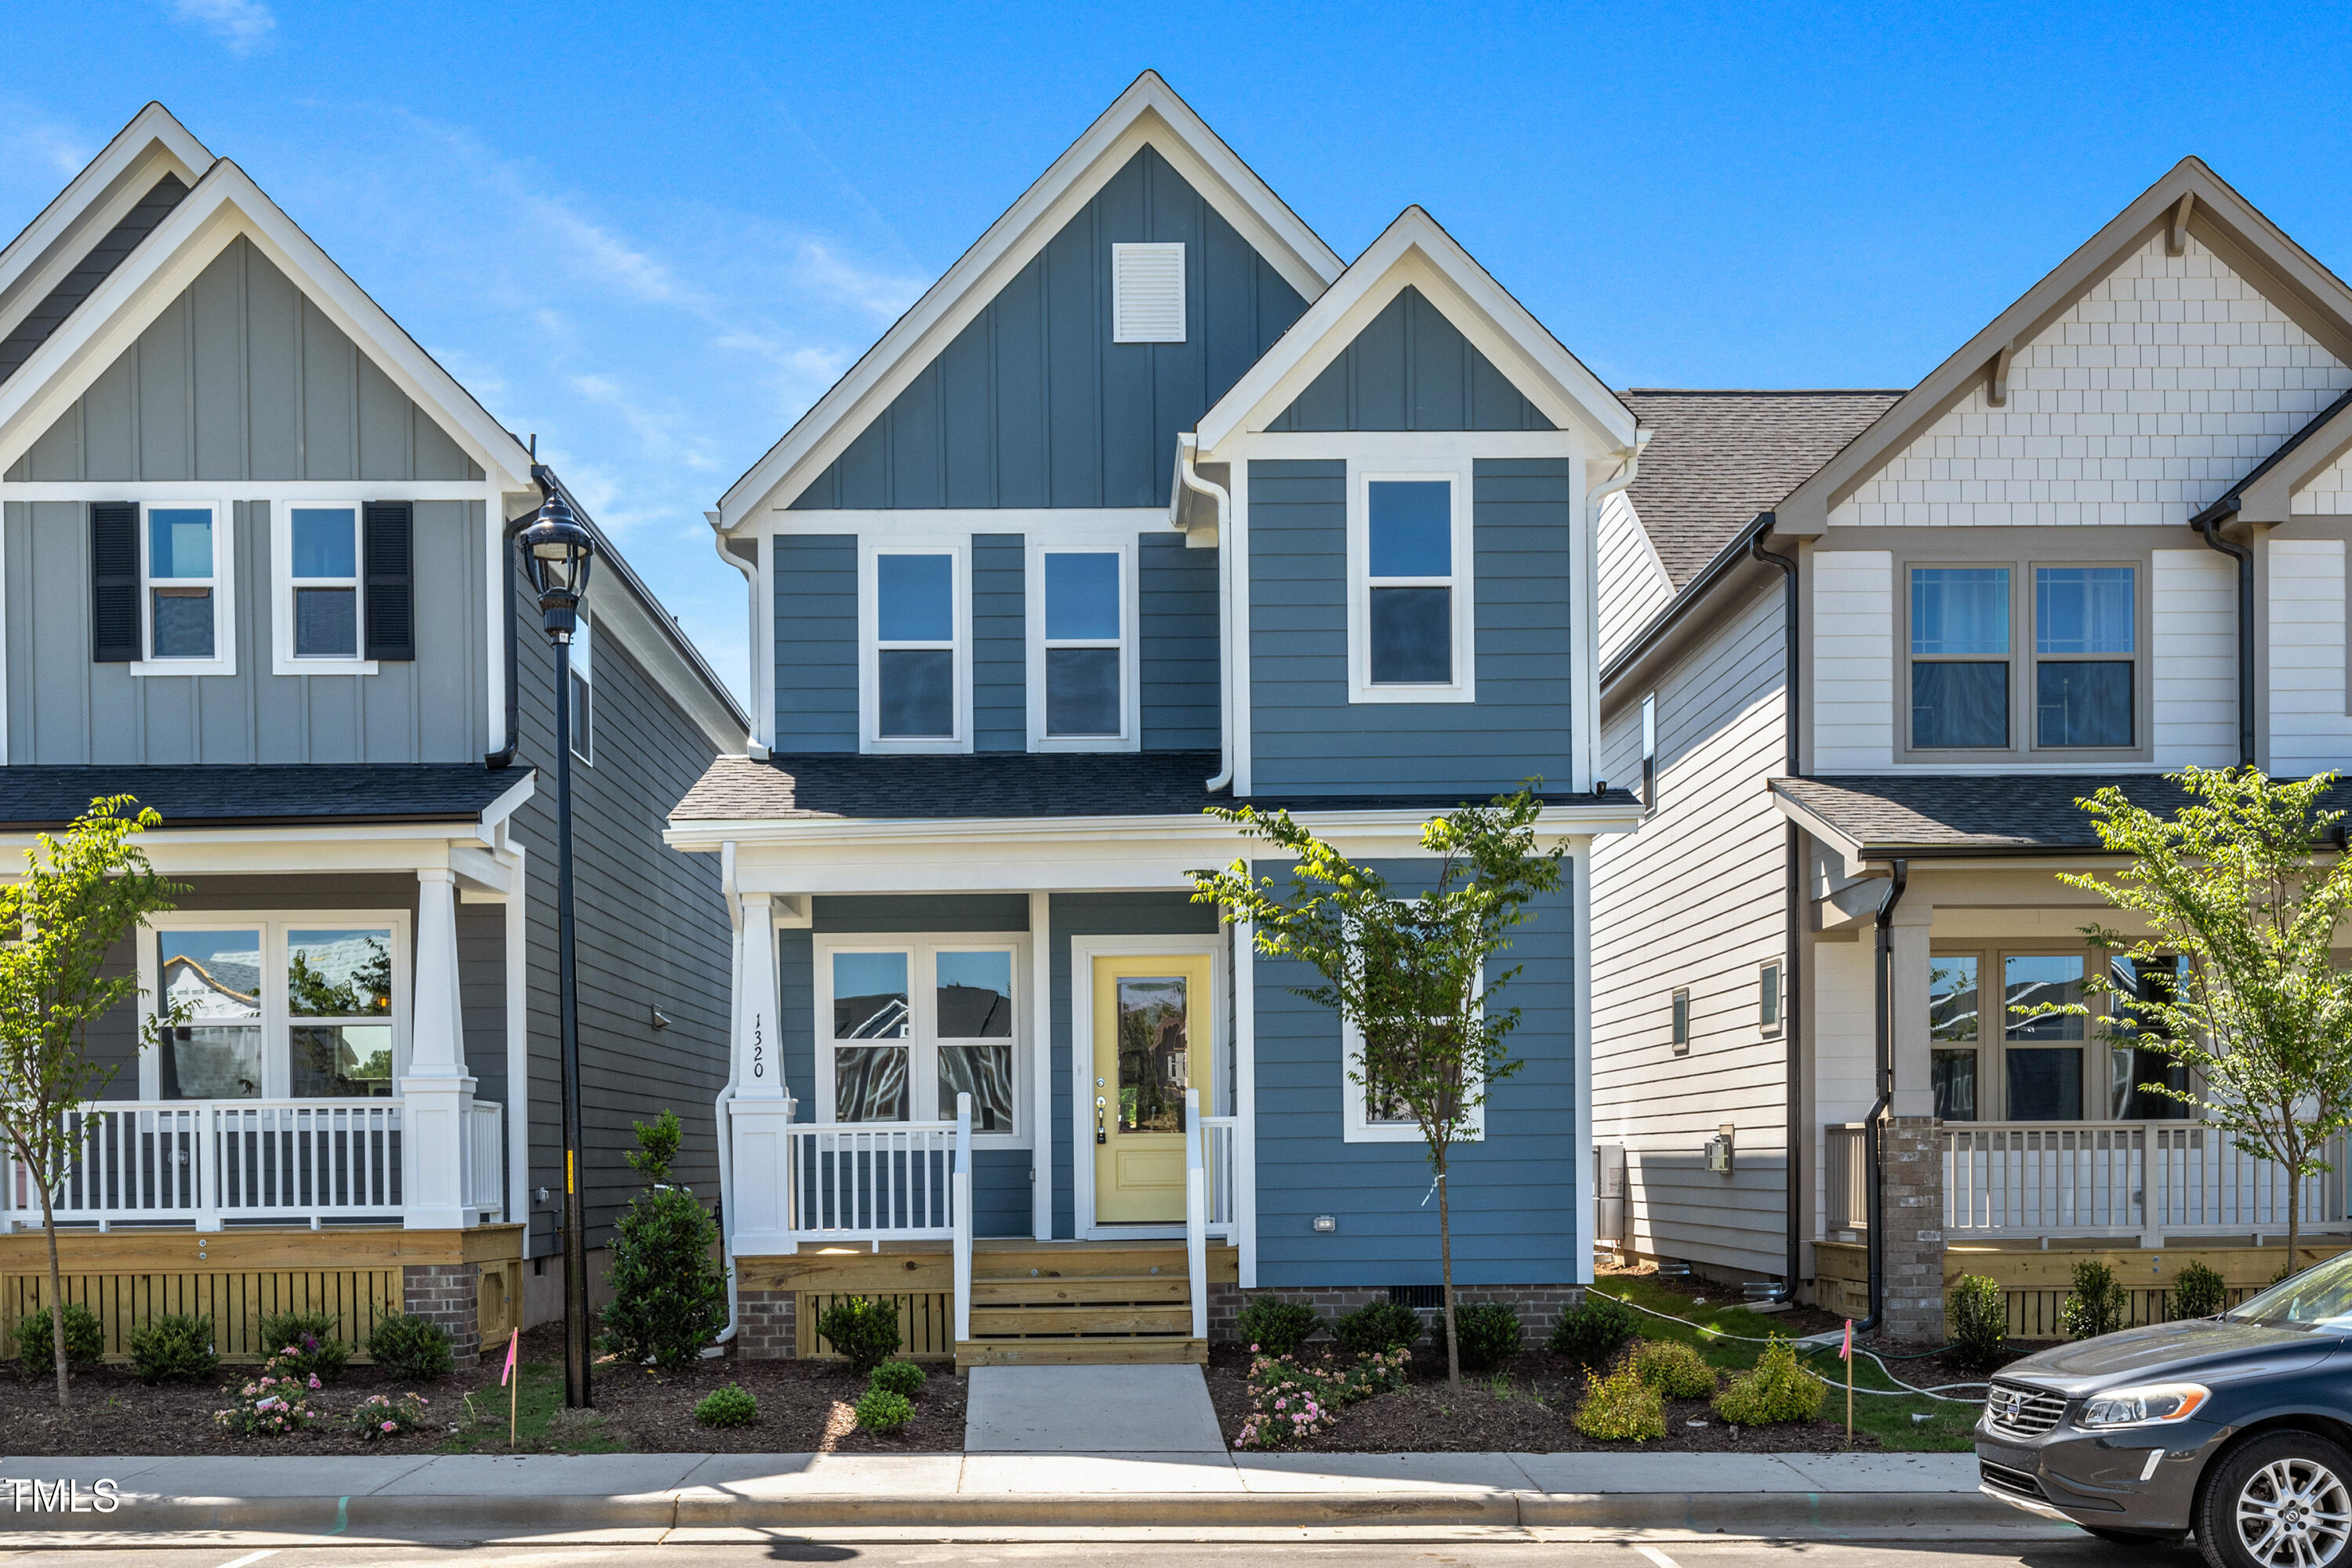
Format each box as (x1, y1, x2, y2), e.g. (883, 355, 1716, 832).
(1112, 242, 1186, 343)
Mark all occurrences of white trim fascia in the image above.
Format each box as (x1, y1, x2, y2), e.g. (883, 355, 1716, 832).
(1348, 460, 1475, 705)
(1232, 457, 1253, 796)
(0, 480, 501, 503)
(1029, 890, 1054, 1240)
(0, 161, 532, 491)
(0, 103, 212, 339)
(714, 72, 1342, 529)
(1232, 913, 1258, 1288)
(1228, 430, 1577, 462)
(1571, 846, 1595, 1287)
(503, 842, 528, 1227)
(270, 496, 376, 677)
(746, 507, 1167, 538)
(670, 805, 1639, 855)
(1192, 209, 1637, 456)
(1025, 538, 1142, 752)
(1067, 931, 1228, 1240)
(858, 537, 972, 753)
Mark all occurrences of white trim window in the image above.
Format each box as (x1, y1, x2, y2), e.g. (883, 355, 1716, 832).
(1348, 463, 1473, 702)
(1028, 543, 1139, 750)
(271, 502, 374, 675)
(138, 913, 410, 1101)
(137, 501, 236, 676)
(814, 935, 1029, 1145)
(861, 543, 969, 752)
(1341, 960, 1486, 1145)
(568, 608, 594, 765)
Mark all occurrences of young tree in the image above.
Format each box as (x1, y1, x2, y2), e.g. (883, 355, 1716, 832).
(1189, 784, 1566, 1385)
(2056, 767, 2352, 1264)
(0, 797, 183, 1408)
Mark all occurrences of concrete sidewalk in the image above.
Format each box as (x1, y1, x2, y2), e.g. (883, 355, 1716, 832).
(0, 1449, 2026, 1541)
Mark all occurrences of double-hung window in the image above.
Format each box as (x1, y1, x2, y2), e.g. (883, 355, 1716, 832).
(1909, 566, 2009, 749)
(142, 503, 236, 673)
(1906, 560, 2140, 757)
(1029, 546, 1135, 748)
(290, 506, 361, 659)
(2034, 566, 2135, 748)
(819, 938, 1023, 1140)
(143, 916, 404, 1101)
(1350, 469, 1472, 702)
(866, 547, 964, 749)
(1341, 953, 1486, 1143)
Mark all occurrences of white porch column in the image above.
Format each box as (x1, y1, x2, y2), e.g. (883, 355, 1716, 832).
(1235, 911, 1259, 1290)
(728, 893, 796, 1256)
(1888, 897, 1935, 1118)
(401, 866, 477, 1230)
(1030, 891, 1053, 1241)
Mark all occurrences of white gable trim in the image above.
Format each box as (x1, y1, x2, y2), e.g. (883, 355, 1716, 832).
(0, 103, 213, 343)
(0, 161, 532, 492)
(1192, 206, 1637, 455)
(713, 71, 1345, 529)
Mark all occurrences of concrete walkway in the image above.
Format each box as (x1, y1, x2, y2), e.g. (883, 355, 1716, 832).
(965, 1365, 1226, 1453)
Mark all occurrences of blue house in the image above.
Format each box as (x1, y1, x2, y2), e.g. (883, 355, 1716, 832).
(669, 74, 1643, 1364)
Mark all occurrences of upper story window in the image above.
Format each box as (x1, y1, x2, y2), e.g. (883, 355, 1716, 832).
(817, 936, 1025, 1143)
(1909, 566, 2009, 749)
(1111, 243, 1185, 343)
(1640, 692, 1658, 811)
(1029, 545, 1137, 750)
(267, 498, 413, 675)
(1349, 468, 1473, 704)
(1906, 561, 2140, 757)
(93, 501, 238, 676)
(863, 546, 967, 752)
(568, 609, 594, 764)
(148, 506, 221, 661)
(2034, 567, 2135, 748)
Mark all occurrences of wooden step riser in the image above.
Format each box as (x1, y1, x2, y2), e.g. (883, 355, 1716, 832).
(956, 1338, 1207, 1369)
(971, 1249, 1190, 1278)
(970, 1305, 1192, 1336)
(970, 1276, 1189, 1305)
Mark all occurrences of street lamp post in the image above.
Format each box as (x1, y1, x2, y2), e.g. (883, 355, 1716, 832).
(519, 467, 596, 1410)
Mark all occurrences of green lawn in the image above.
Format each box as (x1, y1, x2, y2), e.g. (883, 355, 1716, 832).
(438, 1359, 626, 1454)
(1593, 1278, 1983, 1452)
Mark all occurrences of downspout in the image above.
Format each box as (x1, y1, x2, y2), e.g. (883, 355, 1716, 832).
(483, 469, 547, 769)
(2190, 501, 2256, 768)
(1176, 434, 1235, 792)
(710, 839, 742, 1345)
(1862, 858, 1909, 1334)
(1747, 517, 1804, 1297)
(1584, 432, 1649, 789)
(710, 512, 769, 760)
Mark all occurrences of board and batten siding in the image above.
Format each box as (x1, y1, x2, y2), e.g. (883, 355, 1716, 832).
(1596, 492, 1671, 664)
(1247, 458, 1576, 795)
(1263, 285, 1555, 434)
(5, 498, 486, 763)
(1590, 585, 1791, 1277)
(2151, 547, 2238, 768)
(774, 533, 858, 753)
(2270, 538, 2352, 778)
(787, 147, 1305, 514)
(1254, 869, 1577, 1287)
(1810, 549, 1893, 771)
(6, 236, 482, 485)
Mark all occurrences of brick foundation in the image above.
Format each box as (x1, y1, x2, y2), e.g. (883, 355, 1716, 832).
(401, 1262, 482, 1366)
(1879, 1116, 1946, 1345)
(737, 1288, 797, 1360)
(1218, 1283, 1588, 1345)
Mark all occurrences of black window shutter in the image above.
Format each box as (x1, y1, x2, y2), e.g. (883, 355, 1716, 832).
(90, 502, 140, 662)
(362, 501, 414, 661)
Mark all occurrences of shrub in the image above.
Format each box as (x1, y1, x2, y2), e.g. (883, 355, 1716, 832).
(1713, 1335, 1825, 1425)
(129, 1313, 216, 1384)
(366, 1312, 454, 1380)
(2172, 1261, 2227, 1320)
(601, 1110, 729, 1369)
(213, 1350, 319, 1437)
(853, 1387, 913, 1433)
(1548, 1294, 1639, 1367)
(1232, 1346, 1413, 1450)
(2057, 1260, 2129, 1341)
(258, 1312, 350, 1384)
(1431, 1301, 1523, 1373)
(1947, 1274, 2010, 1374)
(350, 1392, 432, 1441)
(694, 1384, 759, 1428)
(1572, 1360, 1667, 1441)
(15, 1303, 104, 1367)
(1334, 1299, 1422, 1357)
(1631, 1338, 1718, 1398)
(1234, 1297, 1320, 1357)
(869, 1359, 927, 1398)
(816, 1296, 903, 1375)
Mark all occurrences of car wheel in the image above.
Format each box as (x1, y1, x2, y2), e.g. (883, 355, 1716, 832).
(2199, 1431, 2352, 1568)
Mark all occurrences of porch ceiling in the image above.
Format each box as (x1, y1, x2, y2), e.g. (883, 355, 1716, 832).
(1773, 772, 2352, 860)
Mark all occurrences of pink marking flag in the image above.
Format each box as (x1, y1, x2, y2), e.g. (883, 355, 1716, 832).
(1841, 1319, 1853, 1359)
(500, 1328, 518, 1385)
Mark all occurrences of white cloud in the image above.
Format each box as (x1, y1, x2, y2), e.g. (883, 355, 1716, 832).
(167, 0, 277, 53)
(0, 100, 93, 182)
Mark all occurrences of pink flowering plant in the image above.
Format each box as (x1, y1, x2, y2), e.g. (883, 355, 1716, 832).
(1233, 1345, 1412, 1450)
(213, 1350, 320, 1438)
(349, 1391, 432, 1441)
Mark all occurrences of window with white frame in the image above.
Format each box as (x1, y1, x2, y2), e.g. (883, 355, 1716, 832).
(568, 608, 594, 764)
(866, 548, 964, 748)
(1341, 950, 1486, 1145)
(143, 916, 405, 1101)
(817, 937, 1024, 1140)
(1349, 468, 1472, 702)
(1029, 545, 1136, 748)
(142, 503, 234, 672)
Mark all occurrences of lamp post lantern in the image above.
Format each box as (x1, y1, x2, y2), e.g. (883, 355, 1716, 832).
(519, 467, 596, 1410)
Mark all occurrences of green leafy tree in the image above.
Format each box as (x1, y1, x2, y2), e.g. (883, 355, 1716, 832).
(1189, 784, 1566, 1386)
(2053, 768, 2352, 1263)
(0, 797, 183, 1408)
(601, 1109, 728, 1368)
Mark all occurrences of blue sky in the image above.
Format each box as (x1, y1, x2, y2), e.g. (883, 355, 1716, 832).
(5, 2, 2348, 707)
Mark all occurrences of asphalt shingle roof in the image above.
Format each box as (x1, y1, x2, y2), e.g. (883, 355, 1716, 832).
(1621, 390, 1905, 586)
(0, 764, 532, 830)
(1772, 773, 2352, 856)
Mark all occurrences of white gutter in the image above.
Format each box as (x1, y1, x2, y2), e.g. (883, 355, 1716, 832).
(708, 512, 769, 760)
(1581, 432, 1649, 789)
(710, 838, 742, 1346)
(1174, 434, 1235, 792)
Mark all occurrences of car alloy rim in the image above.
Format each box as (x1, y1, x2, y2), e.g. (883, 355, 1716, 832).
(2238, 1457, 2352, 1567)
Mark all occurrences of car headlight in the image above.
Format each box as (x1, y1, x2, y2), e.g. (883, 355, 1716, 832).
(2078, 1383, 2209, 1428)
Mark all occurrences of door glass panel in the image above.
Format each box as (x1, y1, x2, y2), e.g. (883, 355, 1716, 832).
(833, 952, 909, 1038)
(158, 931, 262, 1099)
(1115, 975, 1188, 1134)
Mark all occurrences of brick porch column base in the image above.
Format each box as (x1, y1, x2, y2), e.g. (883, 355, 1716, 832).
(1880, 1116, 1947, 1345)
(737, 1289, 797, 1359)
(401, 1262, 482, 1366)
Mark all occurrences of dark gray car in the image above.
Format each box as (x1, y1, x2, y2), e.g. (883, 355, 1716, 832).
(1976, 1250, 2352, 1566)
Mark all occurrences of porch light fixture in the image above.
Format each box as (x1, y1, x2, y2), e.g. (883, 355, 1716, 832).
(521, 467, 595, 1410)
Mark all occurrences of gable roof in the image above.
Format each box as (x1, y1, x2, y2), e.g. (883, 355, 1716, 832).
(1193, 205, 1638, 452)
(714, 71, 1344, 529)
(2221, 386, 2352, 523)
(1773, 157, 2352, 535)
(1618, 390, 1902, 587)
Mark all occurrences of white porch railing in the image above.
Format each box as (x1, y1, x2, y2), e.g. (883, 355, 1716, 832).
(1200, 1113, 1240, 1238)
(466, 1102, 506, 1216)
(1944, 1121, 2350, 1238)
(950, 1096, 973, 1345)
(782, 1115, 966, 1247)
(1185, 1091, 1208, 1338)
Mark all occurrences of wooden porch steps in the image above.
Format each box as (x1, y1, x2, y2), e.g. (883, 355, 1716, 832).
(953, 1242, 1203, 1370)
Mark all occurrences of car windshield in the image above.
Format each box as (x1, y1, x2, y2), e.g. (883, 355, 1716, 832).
(2225, 1250, 2352, 1330)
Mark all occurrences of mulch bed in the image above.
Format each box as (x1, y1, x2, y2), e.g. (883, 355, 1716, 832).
(3, 1357, 473, 1457)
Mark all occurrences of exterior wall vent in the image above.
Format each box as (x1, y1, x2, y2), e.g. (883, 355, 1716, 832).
(1112, 242, 1186, 343)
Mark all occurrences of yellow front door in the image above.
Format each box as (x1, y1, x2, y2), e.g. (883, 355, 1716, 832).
(1091, 953, 1213, 1225)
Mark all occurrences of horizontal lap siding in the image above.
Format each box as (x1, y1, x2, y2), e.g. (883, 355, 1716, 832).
(1249, 459, 1574, 794)
(1812, 550, 1893, 770)
(2270, 539, 2352, 776)
(972, 533, 1025, 750)
(775, 535, 857, 752)
(1254, 872, 1577, 1287)
(2153, 547, 2238, 767)
(1597, 492, 1671, 663)
(1141, 533, 1218, 749)
(1590, 585, 1791, 1277)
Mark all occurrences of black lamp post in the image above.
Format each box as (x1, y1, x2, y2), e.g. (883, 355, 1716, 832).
(519, 467, 595, 1410)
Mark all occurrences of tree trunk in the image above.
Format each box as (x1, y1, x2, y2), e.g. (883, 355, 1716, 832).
(38, 1167, 68, 1410)
(1436, 1154, 1460, 1388)
(2288, 1139, 2303, 1276)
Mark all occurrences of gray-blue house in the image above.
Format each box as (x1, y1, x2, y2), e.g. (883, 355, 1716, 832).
(668, 73, 1642, 1364)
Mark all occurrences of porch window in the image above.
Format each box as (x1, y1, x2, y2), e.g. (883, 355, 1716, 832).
(818, 938, 1024, 1140)
(2002, 953, 2085, 1121)
(2108, 952, 2191, 1120)
(1909, 566, 2009, 749)
(872, 550, 959, 742)
(2034, 566, 2135, 748)
(148, 918, 404, 1101)
(1929, 954, 1980, 1121)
